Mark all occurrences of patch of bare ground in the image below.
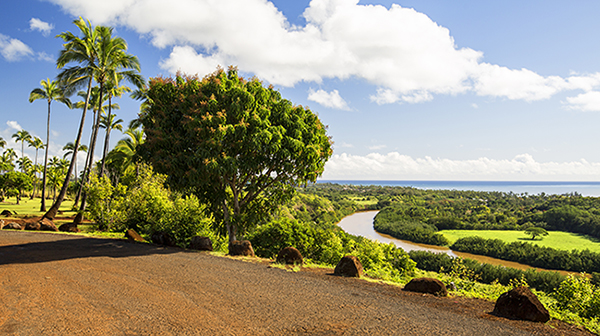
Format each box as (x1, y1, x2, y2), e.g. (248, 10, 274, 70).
(0, 231, 594, 335)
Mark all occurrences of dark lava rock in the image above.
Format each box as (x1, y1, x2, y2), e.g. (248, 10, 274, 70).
(229, 240, 255, 257)
(189, 236, 213, 251)
(58, 223, 80, 233)
(3, 222, 22, 230)
(493, 286, 550, 323)
(403, 277, 448, 297)
(151, 231, 176, 246)
(125, 229, 145, 242)
(24, 221, 41, 231)
(1, 210, 12, 217)
(334, 256, 364, 278)
(39, 218, 58, 231)
(276, 247, 304, 265)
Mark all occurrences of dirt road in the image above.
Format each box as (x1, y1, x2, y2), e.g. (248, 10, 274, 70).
(0, 231, 592, 335)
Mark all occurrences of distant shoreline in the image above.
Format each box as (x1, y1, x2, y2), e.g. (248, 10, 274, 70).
(317, 180, 600, 197)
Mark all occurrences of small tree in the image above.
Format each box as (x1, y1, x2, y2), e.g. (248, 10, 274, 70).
(140, 67, 332, 246)
(524, 226, 549, 240)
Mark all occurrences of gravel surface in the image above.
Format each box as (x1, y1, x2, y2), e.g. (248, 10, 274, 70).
(0, 231, 594, 335)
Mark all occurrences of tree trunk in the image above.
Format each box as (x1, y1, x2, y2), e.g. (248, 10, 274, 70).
(74, 108, 96, 208)
(100, 93, 113, 176)
(43, 78, 93, 221)
(76, 83, 104, 222)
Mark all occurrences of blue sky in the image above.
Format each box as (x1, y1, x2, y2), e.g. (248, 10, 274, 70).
(2, 0, 600, 181)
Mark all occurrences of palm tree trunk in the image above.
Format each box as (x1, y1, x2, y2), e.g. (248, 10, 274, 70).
(77, 82, 104, 221)
(43, 77, 93, 221)
(74, 108, 96, 208)
(100, 93, 113, 176)
(40, 100, 51, 211)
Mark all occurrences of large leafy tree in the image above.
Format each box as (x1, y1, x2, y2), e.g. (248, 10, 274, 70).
(140, 68, 332, 245)
(29, 78, 72, 210)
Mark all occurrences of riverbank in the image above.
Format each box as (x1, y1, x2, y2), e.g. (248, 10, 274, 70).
(337, 211, 578, 275)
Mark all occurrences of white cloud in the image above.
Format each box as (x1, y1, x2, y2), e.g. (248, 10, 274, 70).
(368, 144, 386, 150)
(321, 152, 600, 180)
(0, 34, 33, 61)
(564, 91, 600, 111)
(37, 51, 54, 62)
(29, 18, 54, 36)
(474, 63, 568, 101)
(46, 0, 600, 108)
(6, 121, 22, 131)
(308, 88, 350, 110)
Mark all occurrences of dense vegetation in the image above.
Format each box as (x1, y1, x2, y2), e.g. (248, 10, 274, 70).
(450, 236, 600, 273)
(408, 250, 565, 293)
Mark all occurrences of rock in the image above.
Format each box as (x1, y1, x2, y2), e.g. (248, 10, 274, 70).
(229, 240, 255, 257)
(1, 209, 12, 216)
(58, 223, 80, 233)
(3, 222, 22, 230)
(276, 247, 304, 265)
(493, 286, 550, 323)
(25, 221, 41, 231)
(125, 229, 145, 242)
(334, 256, 363, 278)
(189, 236, 213, 251)
(403, 277, 448, 297)
(151, 231, 176, 246)
(38, 218, 58, 232)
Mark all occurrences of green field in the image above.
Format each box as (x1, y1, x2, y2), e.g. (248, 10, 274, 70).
(0, 197, 77, 219)
(346, 196, 378, 207)
(440, 229, 600, 253)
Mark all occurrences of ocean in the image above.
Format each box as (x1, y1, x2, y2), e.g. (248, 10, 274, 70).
(317, 180, 600, 197)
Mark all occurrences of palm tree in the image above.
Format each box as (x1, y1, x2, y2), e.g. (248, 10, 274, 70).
(26, 137, 44, 200)
(75, 25, 143, 221)
(62, 141, 88, 181)
(72, 87, 118, 207)
(0, 136, 6, 149)
(12, 130, 32, 171)
(29, 78, 72, 211)
(0, 153, 14, 173)
(44, 17, 101, 220)
(99, 103, 124, 176)
(105, 126, 144, 177)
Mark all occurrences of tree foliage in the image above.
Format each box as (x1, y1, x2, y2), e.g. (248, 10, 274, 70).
(524, 226, 549, 240)
(140, 67, 332, 244)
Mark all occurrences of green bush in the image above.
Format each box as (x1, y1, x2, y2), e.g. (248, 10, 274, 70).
(86, 165, 222, 249)
(553, 274, 600, 319)
(248, 218, 415, 276)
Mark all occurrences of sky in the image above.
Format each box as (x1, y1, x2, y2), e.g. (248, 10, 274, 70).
(2, 0, 600, 181)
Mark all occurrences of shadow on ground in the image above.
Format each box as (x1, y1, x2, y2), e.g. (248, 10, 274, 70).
(0, 231, 183, 265)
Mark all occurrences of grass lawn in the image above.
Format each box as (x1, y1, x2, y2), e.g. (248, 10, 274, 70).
(0, 196, 77, 218)
(440, 229, 600, 253)
(346, 196, 378, 207)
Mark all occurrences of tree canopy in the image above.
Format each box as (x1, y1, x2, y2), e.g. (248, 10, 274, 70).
(140, 67, 332, 244)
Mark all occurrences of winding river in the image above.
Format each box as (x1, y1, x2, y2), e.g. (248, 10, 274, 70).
(337, 210, 571, 274)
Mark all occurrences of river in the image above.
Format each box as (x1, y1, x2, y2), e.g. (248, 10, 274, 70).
(337, 210, 571, 274)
